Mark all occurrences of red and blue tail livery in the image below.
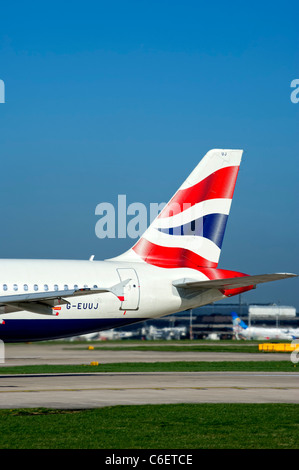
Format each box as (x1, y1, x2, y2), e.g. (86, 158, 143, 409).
(131, 149, 242, 269)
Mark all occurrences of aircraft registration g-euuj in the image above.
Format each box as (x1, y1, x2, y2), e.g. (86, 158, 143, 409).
(0, 149, 297, 342)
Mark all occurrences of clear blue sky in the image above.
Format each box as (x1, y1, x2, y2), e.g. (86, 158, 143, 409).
(0, 1, 298, 308)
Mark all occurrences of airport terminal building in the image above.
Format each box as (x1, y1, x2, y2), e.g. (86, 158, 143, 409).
(99, 302, 299, 341)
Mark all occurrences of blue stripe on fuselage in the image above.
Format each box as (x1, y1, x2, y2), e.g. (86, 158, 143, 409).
(0, 318, 146, 343)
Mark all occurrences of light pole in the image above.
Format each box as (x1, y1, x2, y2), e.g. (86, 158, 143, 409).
(189, 309, 193, 340)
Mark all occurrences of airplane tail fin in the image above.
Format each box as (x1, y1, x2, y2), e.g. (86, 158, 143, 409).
(126, 149, 243, 268)
(231, 311, 248, 330)
(231, 311, 249, 339)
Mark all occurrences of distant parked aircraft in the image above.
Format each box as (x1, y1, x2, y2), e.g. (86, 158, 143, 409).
(231, 312, 299, 340)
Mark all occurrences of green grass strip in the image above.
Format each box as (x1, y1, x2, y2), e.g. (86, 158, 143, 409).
(0, 404, 298, 449)
(0, 360, 297, 374)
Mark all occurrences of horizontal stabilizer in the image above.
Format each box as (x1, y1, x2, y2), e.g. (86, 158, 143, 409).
(173, 273, 298, 291)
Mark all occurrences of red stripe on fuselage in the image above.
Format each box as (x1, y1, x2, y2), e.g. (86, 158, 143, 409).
(197, 267, 248, 280)
(132, 243, 253, 295)
(193, 267, 254, 296)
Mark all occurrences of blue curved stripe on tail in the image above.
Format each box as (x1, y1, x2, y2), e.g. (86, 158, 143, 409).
(157, 213, 228, 248)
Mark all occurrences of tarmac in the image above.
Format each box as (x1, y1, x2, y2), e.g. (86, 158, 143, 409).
(0, 343, 298, 408)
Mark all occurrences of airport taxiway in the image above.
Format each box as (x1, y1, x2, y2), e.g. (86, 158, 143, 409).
(0, 371, 298, 408)
(0, 343, 298, 408)
(1, 342, 292, 365)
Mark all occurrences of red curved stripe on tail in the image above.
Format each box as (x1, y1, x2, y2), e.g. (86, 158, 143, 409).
(133, 238, 217, 269)
(158, 165, 239, 218)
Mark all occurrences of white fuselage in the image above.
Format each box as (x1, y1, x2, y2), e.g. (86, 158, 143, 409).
(235, 326, 299, 341)
(0, 258, 225, 342)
